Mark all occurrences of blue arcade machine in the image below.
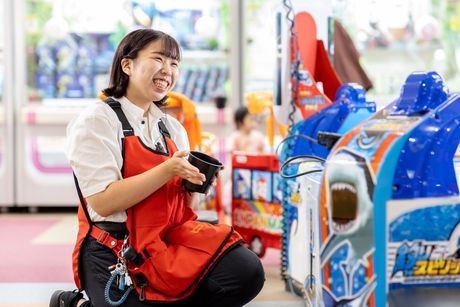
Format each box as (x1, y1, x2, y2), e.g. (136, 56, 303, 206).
(278, 83, 375, 300)
(315, 71, 460, 307)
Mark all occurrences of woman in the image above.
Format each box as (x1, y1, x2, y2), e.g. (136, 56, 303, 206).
(50, 29, 264, 307)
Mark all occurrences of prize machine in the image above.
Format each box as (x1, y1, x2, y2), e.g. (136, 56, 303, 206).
(284, 71, 460, 307)
(12, 0, 231, 207)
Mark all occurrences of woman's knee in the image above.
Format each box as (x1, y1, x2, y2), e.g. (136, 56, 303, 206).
(226, 245, 265, 295)
(239, 248, 265, 296)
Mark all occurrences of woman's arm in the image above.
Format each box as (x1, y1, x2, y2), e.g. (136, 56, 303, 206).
(87, 151, 205, 217)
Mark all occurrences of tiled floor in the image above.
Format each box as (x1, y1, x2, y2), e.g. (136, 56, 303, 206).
(0, 213, 303, 307)
(2, 213, 460, 307)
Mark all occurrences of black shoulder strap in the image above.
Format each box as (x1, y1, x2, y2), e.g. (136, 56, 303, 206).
(73, 173, 93, 225)
(158, 118, 171, 138)
(104, 98, 135, 137)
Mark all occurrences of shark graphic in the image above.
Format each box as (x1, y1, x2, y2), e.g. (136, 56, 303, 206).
(322, 277, 376, 307)
(320, 148, 375, 276)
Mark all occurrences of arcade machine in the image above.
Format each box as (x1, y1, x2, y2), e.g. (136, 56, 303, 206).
(279, 83, 375, 302)
(289, 71, 460, 306)
(274, 8, 376, 300)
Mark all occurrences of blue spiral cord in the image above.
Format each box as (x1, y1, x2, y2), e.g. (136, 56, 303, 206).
(104, 270, 134, 306)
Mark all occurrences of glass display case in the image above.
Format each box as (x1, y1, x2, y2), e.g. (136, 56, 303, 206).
(0, 0, 14, 206)
(12, 0, 235, 206)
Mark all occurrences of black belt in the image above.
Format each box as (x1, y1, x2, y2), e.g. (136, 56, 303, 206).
(93, 222, 127, 234)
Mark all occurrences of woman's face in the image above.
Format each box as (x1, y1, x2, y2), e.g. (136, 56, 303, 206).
(123, 39, 179, 103)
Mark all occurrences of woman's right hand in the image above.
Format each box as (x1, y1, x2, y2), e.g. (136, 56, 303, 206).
(166, 151, 206, 185)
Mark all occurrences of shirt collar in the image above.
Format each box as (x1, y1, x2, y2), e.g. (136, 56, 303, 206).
(117, 96, 166, 123)
(149, 101, 166, 122)
(118, 96, 145, 122)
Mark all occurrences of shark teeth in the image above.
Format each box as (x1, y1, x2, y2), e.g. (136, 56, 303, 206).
(330, 181, 358, 233)
(331, 182, 356, 194)
(332, 220, 355, 233)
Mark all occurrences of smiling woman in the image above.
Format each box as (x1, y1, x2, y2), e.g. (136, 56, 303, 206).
(50, 28, 264, 307)
(103, 30, 181, 107)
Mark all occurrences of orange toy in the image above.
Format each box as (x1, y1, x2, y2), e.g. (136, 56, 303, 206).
(164, 92, 202, 150)
(245, 91, 288, 150)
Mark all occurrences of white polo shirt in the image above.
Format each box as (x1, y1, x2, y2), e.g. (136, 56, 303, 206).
(66, 96, 190, 222)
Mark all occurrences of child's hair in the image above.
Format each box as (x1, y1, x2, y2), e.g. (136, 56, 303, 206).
(234, 106, 249, 129)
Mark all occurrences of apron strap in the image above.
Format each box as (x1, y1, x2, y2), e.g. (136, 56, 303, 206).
(89, 225, 124, 254)
(104, 98, 135, 137)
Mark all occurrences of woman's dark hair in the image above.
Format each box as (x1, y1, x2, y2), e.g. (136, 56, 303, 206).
(102, 29, 181, 104)
(234, 106, 249, 129)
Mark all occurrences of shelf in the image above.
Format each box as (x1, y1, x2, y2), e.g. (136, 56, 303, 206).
(194, 102, 232, 125)
(21, 104, 82, 125)
(182, 50, 228, 62)
(21, 101, 232, 126)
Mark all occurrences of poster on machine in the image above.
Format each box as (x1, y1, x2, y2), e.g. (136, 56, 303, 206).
(387, 198, 460, 286)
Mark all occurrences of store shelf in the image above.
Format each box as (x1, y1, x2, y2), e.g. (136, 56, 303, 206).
(21, 104, 82, 125)
(195, 102, 232, 125)
(21, 101, 232, 126)
(182, 50, 228, 62)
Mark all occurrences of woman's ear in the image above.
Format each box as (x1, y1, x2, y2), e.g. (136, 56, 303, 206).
(121, 58, 132, 76)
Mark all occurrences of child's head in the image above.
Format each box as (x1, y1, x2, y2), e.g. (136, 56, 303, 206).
(234, 106, 257, 132)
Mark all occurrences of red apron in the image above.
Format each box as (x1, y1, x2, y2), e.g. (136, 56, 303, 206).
(71, 99, 242, 302)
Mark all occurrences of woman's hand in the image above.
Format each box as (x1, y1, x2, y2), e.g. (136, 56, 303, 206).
(166, 151, 206, 185)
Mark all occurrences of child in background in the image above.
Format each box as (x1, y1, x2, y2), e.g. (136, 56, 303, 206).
(222, 106, 266, 215)
(227, 106, 266, 154)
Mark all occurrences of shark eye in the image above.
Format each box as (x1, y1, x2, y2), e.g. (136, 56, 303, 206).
(357, 131, 381, 149)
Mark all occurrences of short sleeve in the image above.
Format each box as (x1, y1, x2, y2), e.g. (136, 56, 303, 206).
(66, 109, 123, 198)
(165, 115, 190, 152)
